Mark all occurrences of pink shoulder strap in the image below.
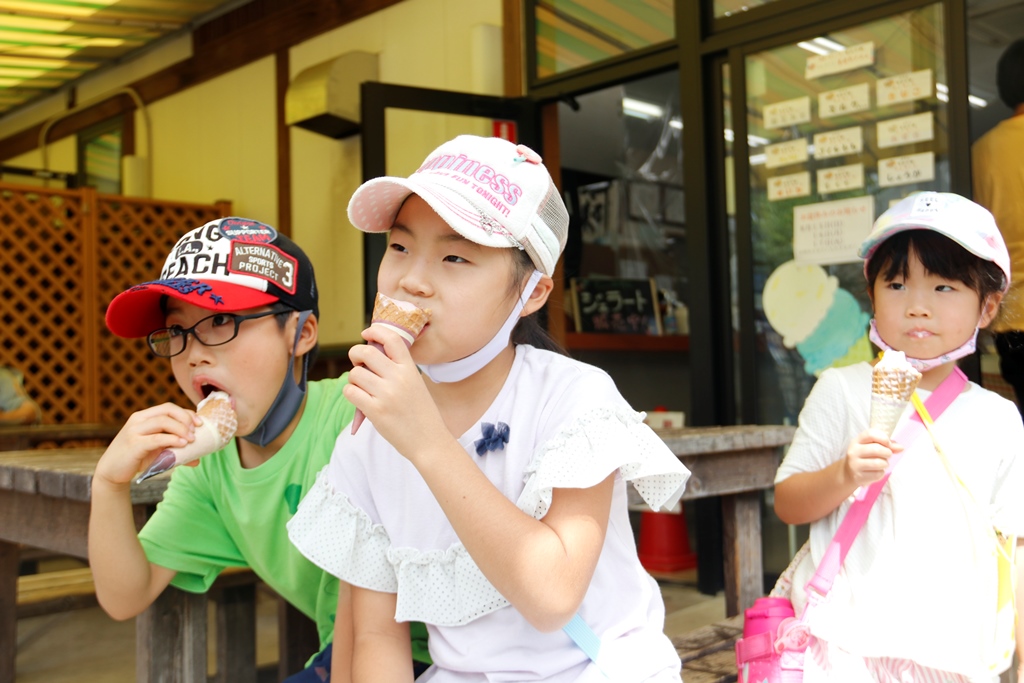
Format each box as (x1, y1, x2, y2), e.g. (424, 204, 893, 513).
(805, 367, 967, 598)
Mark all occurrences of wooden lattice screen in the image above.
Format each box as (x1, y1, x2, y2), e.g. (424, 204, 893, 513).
(0, 181, 231, 425)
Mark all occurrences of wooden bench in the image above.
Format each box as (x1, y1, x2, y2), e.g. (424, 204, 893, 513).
(674, 614, 743, 682)
(16, 564, 260, 618)
(17, 566, 97, 618)
(14, 562, 318, 682)
(0, 423, 120, 451)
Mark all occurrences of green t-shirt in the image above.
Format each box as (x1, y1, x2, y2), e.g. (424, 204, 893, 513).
(139, 376, 352, 651)
(138, 374, 431, 665)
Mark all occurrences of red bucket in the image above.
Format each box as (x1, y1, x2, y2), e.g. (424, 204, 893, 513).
(637, 508, 697, 572)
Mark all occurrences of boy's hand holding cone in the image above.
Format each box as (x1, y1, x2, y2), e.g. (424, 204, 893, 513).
(136, 391, 237, 483)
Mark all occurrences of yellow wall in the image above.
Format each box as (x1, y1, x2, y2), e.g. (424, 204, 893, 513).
(4, 137, 76, 186)
(289, 0, 502, 345)
(147, 57, 278, 222)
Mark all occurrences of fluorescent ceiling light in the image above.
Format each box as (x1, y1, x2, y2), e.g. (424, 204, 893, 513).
(669, 117, 682, 130)
(622, 97, 664, 119)
(0, 0, 119, 18)
(813, 37, 846, 52)
(935, 82, 987, 107)
(723, 129, 770, 147)
(797, 41, 829, 56)
(0, 54, 75, 68)
(0, 67, 46, 78)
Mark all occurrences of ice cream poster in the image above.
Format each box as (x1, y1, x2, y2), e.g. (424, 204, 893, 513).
(793, 195, 875, 265)
(763, 261, 873, 377)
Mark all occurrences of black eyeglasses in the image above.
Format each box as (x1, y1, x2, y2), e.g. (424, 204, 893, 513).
(147, 305, 292, 358)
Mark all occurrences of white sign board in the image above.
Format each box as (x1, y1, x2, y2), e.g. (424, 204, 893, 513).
(878, 151, 935, 187)
(813, 127, 863, 160)
(818, 83, 871, 118)
(876, 69, 932, 106)
(805, 42, 875, 79)
(764, 96, 812, 129)
(765, 138, 809, 169)
(877, 112, 934, 148)
(793, 195, 876, 265)
(817, 163, 864, 194)
(768, 171, 812, 201)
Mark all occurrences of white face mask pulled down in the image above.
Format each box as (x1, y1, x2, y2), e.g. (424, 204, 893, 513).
(868, 318, 979, 373)
(417, 270, 544, 383)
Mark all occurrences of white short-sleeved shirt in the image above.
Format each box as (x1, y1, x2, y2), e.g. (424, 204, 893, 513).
(776, 362, 1024, 678)
(288, 345, 690, 682)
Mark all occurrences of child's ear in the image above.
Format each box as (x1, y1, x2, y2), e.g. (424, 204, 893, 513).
(521, 275, 554, 317)
(979, 292, 1003, 328)
(295, 312, 318, 356)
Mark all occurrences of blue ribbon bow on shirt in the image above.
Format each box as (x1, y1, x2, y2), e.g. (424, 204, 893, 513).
(475, 422, 510, 456)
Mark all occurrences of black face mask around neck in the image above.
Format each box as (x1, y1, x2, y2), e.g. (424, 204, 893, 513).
(242, 310, 312, 447)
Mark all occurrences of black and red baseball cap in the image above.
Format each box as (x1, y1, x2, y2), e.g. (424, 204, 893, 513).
(105, 217, 318, 338)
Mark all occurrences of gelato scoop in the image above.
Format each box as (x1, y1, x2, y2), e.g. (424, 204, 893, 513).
(136, 391, 237, 483)
(869, 350, 922, 437)
(351, 293, 432, 434)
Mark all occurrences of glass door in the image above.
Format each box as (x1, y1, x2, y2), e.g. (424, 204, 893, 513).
(736, 3, 955, 426)
(722, 1, 963, 585)
(556, 69, 690, 420)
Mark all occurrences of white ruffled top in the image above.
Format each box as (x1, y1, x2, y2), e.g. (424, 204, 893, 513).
(288, 345, 689, 681)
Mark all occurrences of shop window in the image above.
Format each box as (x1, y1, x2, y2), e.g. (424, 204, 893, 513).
(743, 3, 949, 424)
(77, 117, 123, 195)
(558, 69, 689, 413)
(532, 0, 675, 80)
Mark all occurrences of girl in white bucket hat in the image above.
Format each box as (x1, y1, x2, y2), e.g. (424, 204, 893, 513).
(775, 192, 1024, 681)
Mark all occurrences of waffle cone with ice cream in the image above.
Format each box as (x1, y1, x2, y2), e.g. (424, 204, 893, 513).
(351, 293, 432, 434)
(870, 350, 922, 436)
(136, 391, 238, 483)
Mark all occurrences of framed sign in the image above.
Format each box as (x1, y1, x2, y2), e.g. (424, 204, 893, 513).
(570, 277, 663, 335)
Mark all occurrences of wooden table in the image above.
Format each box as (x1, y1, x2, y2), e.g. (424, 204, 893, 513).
(658, 424, 796, 617)
(0, 423, 121, 451)
(0, 447, 314, 683)
(0, 426, 793, 680)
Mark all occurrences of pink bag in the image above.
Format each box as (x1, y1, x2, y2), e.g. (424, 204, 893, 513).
(736, 597, 805, 683)
(735, 368, 967, 683)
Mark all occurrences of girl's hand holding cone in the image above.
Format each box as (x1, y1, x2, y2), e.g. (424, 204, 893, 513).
(844, 351, 921, 488)
(345, 324, 448, 459)
(350, 293, 431, 434)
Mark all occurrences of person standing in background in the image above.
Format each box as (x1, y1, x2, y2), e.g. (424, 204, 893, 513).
(0, 365, 42, 424)
(973, 38, 1024, 415)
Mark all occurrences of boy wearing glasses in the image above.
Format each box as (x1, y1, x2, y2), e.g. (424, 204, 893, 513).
(89, 218, 370, 681)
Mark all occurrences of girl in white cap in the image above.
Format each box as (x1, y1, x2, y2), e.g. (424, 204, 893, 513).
(774, 192, 1024, 681)
(288, 136, 690, 682)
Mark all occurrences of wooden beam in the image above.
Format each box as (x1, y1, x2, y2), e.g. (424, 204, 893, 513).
(503, 0, 525, 97)
(0, 0, 404, 162)
(276, 49, 292, 236)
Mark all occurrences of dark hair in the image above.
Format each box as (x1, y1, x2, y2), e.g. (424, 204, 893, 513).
(865, 230, 1005, 302)
(507, 249, 568, 356)
(997, 39, 1024, 109)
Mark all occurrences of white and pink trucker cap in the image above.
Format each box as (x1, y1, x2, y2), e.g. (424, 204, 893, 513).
(347, 135, 569, 276)
(858, 191, 1011, 291)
